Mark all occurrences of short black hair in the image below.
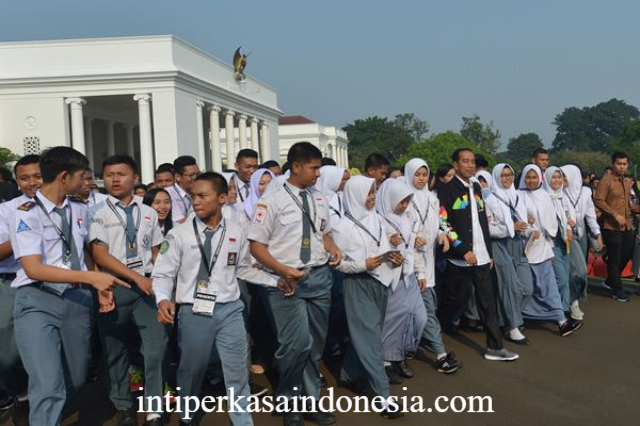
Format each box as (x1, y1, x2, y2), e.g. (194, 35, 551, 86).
(14, 154, 41, 175)
(0, 167, 13, 183)
(321, 157, 337, 167)
(173, 156, 198, 175)
(134, 183, 148, 193)
(282, 162, 291, 174)
(40, 147, 89, 184)
(102, 155, 138, 174)
(474, 154, 489, 169)
(287, 142, 322, 166)
(194, 171, 228, 195)
(261, 160, 280, 169)
(612, 151, 628, 163)
(436, 163, 454, 179)
(236, 149, 259, 163)
(451, 148, 474, 163)
(364, 153, 390, 172)
(155, 163, 175, 176)
(388, 166, 402, 176)
(532, 147, 549, 157)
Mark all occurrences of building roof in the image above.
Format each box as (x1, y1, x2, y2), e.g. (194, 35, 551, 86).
(279, 115, 316, 125)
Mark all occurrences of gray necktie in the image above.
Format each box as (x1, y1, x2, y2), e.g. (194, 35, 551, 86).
(44, 206, 80, 295)
(118, 204, 138, 259)
(195, 229, 216, 293)
(300, 191, 311, 264)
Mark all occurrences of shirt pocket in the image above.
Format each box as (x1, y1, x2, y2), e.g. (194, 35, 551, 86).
(279, 212, 301, 227)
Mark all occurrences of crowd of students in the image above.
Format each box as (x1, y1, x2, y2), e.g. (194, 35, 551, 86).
(0, 142, 635, 426)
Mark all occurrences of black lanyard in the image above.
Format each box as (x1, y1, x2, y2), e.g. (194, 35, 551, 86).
(330, 196, 342, 218)
(173, 185, 190, 214)
(34, 195, 73, 259)
(283, 184, 318, 233)
(382, 217, 409, 248)
(493, 193, 521, 222)
(193, 218, 226, 277)
(106, 199, 141, 251)
(411, 199, 431, 225)
(344, 212, 382, 247)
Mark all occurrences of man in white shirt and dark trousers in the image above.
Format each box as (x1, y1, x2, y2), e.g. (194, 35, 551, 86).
(89, 155, 167, 426)
(165, 156, 200, 225)
(437, 149, 519, 362)
(153, 172, 254, 426)
(249, 142, 342, 426)
(234, 149, 259, 205)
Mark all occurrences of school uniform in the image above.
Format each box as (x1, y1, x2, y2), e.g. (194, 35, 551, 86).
(0, 196, 29, 399)
(248, 179, 333, 403)
(89, 195, 167, 412)
(165, 183, 192, 224)
(86, 191, 108, 208)
(333, 176, 394, 402)
(376, 179, 428, 362)
(152, 216, 254, 426)
(10, 191, 93, 426)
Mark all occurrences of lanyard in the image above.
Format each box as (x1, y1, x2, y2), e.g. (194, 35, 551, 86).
(411, 199, 431, 225)
(330, 196, 342, 219)
(106, 199, 142, 251)
(382, 217, 409, 248)
(193, 218, 226, 277)
(34, 195, 73, 259)
(283, 184, 318, 233)
(344, 212, 382, 246)
(173, 185, 190, 214)
(493, 193, 521, 222)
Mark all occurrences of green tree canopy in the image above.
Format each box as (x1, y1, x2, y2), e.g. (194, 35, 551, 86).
(503, 132, 544, 170)
(393, 113, 430, 143)
(551, 150, 610, 175)
(460, 114, 502, 154)
(0, 147, 19, 170)
(343, 116, 414, 170)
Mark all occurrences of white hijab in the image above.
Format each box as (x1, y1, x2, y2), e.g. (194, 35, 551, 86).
(544, 166, 569, 240)
(560, 164, 583, 208)
(221, 172, 245, 223)
(518, 164, 558, 238)
(488, 164, 519, 238)
(317, 165, 346, 216)
(243, 169, 275, 219)
(403, 158, 439, 237)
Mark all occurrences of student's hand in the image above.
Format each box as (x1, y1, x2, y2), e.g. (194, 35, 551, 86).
(414, 237, 427, 249)
(157, 300, 176, 325)
(528, 215, 536, 225)
(98, 291, 115, 313)
(328, 246, 342, 267)
(614, 213, 627, 228)
(568, 219, 577, 228)
(366, 256, 384, 271)
(135, 275, 154, 296)
(280, 266, 306, 282)
(277, 278, 297, 297)
(596, 234, 603, 252)
(463, 251, 478, 266)
(418, 279, 428, 291)
(390, 233, 403, 247)
(514, 221, 528, 232)
(86, 271, 130, 292)
(439, 234, 450, 252)
(388, 252, 403, 267)
(532, 230, 541, 240)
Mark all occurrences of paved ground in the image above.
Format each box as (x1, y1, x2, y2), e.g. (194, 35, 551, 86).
(2, 287, 640, 426)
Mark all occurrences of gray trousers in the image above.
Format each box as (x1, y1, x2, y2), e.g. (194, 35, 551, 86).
(97, 285, 168, 411)
(420, 286, 445, 356)
(340, 273, 389, 399)
(178, 299, 253, 426)
(13, 285, 93, 426)
(265, 265, 332, 402)
(0, 278, 27, 397)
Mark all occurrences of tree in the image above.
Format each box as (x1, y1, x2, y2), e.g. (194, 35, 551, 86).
(343, 116, 414, 170)
(504, 132, 544, 169)
(552, 98, 640, 152)
(393, 113, 430, 142)
(397, 131, 496, 170)
(551, 151, 610, 175)
(0, 147, 19, 170)
(460, 114, 501, 154)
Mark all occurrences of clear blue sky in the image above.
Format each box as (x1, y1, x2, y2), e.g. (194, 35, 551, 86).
(1, 0, 638, 148)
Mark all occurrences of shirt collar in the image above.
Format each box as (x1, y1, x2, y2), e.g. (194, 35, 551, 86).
(107, 194, 140, 208)
(194, 215, 225, 234)
(174, 183, 188, 198)
(36, 189, 69, 213)
(455, 175, 471, 189)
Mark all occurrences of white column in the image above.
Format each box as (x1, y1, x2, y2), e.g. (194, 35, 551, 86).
(84, 117, 94, 169)
(344, 145, 349, 168)
(126, 124, 135, 157)
(208, 105, 222, 172)
(341, 146, 347, 167)
(250, 117, 260, 158)
(238, 114, 248, 150)
(134, 94, 154, 183)
(66, 98, 86, 154)
(195, 100, 207, 168)
(224, 110, 236, 169)
(260, 121, 271, 162)
(106, 120, 115, 156)
(330, 143, 336, 163)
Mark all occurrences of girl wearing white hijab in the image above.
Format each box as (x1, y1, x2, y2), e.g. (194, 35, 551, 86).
(243, 169, 275, 221)
(222, 172, 249, 226)
(544, 166, 575, 313)
(481, 165, 533, 344)
(518, 165, 582, 337)
(332, 176, 400, 415)
(404, 159, 460, 374)
(316, 165, 349, 227)
(376, 178, 427, 383)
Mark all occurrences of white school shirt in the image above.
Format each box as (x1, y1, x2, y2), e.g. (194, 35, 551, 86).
(89, 195, 163, 274)
(237, 179, 251, 204)
(380, 211, 426, 289)
(568, 187, 601, 239)
(86, 191, 108, 208)
(10, 191, 90, 288)
(522, 193, 556, 264)
(407, 194, 441, 286)
(0, 195, 30, 273)
(248, 180, 331, 271)
(166, 184, 192, 224)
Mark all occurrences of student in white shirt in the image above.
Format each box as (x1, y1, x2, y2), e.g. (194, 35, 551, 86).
(243, 169, 274, 222)
(316, 165, 349, 227)
(166, 156, 199, 224)
(78, 167, 108, 208)
(235, 149, 259, 205)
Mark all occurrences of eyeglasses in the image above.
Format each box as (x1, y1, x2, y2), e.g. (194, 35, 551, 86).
(501, 174, 514, 179)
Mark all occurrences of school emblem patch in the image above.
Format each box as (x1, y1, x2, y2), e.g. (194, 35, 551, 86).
(17, 201, 36, 212)
(17, 219, 32, 233)
(253, 204, 267, 225)
(159, 240, 170, 255)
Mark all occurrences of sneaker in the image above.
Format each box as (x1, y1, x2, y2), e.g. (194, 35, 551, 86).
(302, 411, 337, 425)
(0, 396, 15, 411)
(385, 365, 403, 385)
(380, 407, 404, 419)
(559, 319, 582, 337)
(436, 352, 462, 374)
(484, 348, 519, 361)
(404, 351, 416, 360)
(570, 305, 584, 321)
(612, 288, 630, 302)
(392, 360, 414, 379)
(116, 408, 137, 426)
(250, 382, 269, 397)
(320, 374, 328, 388)
(129, 367, 145, 393)
(602, 281, 612, 291)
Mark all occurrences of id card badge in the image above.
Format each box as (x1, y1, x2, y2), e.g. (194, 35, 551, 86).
(126, 256, 144, 274)
(192, 279, 218, 317)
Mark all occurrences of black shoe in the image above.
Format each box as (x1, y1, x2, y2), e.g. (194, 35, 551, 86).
(613, 288, 630, 302)
(404, 351, 416, 360)
(11, 399, 29, 426)
(283, 412, 304, 426)
(393, 360, 414, 379)
(337, 379, 368, 395)
(143, 417, 164, 426)
(559, 319, 583, 337)
(436, 352, 462, 374)
(250, 382, 269, 397)
(303, 411, 336, 425)
(320, 375, 328, 389)
(0, 396, 14, 425)
(117, 408, 138, 426)
(385, 365, 403, 385)
(380, 407, 404, 419)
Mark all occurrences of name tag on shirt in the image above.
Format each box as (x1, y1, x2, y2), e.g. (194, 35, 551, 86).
(126, 256, 144, 274)
(193, 279, 217, 317)
(227, 252, 237, 266)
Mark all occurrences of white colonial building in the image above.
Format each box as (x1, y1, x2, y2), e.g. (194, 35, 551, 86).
(278, 115, 349, 168)
(0, 35, 282, 182)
